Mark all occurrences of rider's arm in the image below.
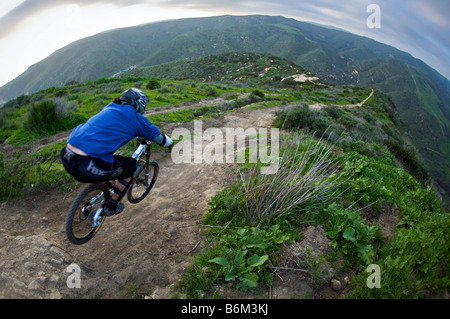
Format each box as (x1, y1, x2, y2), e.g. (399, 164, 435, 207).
(153, 133, 173, 147)
(135, 113, 173, 147)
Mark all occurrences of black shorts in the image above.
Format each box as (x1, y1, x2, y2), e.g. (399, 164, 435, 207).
(60, 146, 137, 183)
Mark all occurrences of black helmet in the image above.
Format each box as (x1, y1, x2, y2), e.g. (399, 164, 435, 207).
(119, 88, 150, 114)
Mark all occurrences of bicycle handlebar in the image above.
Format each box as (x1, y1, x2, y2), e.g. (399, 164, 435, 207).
(136, 137, 172, 153)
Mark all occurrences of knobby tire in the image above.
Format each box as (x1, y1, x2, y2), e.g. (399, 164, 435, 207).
(65, 183, 110, 245)
(127, 160, 159, 204)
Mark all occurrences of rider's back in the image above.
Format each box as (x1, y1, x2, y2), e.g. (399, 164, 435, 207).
(68, 103, 160, 163)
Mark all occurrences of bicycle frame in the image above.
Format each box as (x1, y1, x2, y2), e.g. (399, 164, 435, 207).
(93, 139, 151, 226)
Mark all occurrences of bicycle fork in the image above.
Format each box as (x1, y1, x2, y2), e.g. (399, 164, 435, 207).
(132, 139, 152, 185)
(87, 188, 112, 226)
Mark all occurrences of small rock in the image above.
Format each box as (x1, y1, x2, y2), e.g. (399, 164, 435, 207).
(24, 262, 36, 271)
(49, 289, 62, 299)
(28, 278, 45, 291)
(344, 276, 350, 284)
(330, 279, 342, 291)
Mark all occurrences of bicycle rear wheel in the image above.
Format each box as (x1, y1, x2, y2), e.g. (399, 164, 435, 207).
(65, 183, 110, 245)
(127, 160, 158, 204)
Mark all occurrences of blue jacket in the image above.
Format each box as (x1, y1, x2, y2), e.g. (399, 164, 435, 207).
(68, 103, 160, 163)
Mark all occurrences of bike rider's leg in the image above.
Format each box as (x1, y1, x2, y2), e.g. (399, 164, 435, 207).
(104, 177, 132, 217)
(112, 177, 132, 201)
(103, 155, 137, 217)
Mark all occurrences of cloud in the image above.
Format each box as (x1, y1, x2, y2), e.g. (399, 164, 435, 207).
(366, 0, 449, 77)
(0, 0, 150, 38)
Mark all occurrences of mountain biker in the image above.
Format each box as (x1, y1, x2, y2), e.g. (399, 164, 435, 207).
(60, 88, 173, 217)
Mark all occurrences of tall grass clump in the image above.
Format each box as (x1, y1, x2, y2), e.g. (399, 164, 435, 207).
(206, 131, 345, 228)
(239, 133, 344, 226)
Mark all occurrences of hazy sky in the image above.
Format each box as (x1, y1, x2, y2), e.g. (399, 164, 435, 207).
(0, 0, 449, 87)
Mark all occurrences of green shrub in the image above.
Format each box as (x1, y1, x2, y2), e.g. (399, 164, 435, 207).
(338, 113, 358, 128)
(251, 89, 265, 99)
(383, 139, 428, 182)
(20, 100, 86, 140)
(273, 103, 312, 130)
(146, 79, 161, 90)
(26, 100, 58, 133)
(323, 105, 344, 119)
(205, 87, 219, 97)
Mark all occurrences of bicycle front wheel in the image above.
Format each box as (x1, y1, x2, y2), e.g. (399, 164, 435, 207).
(65, 183, 110, 245)
(127, 160, 159, 204)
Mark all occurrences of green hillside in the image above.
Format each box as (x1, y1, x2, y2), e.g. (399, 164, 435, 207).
(121, 52, 311, 83)
(0, 53, 448, 298)
(0, 15, 448, 196)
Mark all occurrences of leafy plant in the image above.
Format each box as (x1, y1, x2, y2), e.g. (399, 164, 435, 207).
(316, 203, 381, 266)
(181, 225, 290, 295)
(209, 249, 268, 289)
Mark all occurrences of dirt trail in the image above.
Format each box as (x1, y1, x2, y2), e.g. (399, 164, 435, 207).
(0, 100, 282, 299)
(310, 88, 374, 110)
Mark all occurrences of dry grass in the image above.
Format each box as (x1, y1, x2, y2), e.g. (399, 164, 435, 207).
(238, 132, 345, 226)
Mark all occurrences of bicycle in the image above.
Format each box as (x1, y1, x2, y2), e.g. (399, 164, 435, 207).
(65, 138, 162, 245)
